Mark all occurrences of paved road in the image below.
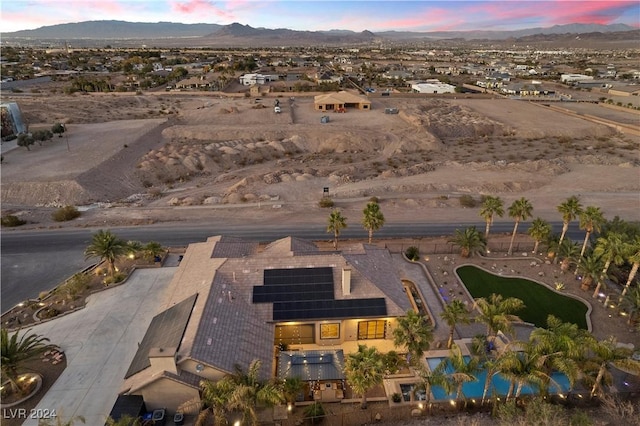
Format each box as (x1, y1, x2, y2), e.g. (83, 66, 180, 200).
(1, 221, 581, 312)
(22, 267, 175, 426)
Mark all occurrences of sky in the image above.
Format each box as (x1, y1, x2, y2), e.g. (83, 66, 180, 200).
(1, 0, 638, 33)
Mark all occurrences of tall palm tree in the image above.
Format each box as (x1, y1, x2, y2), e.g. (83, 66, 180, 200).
(280, 376, 305, 406)
(527, 217, 552, 255)
(620, 285, 640, 328)
(440, 300, 471, 349)
(84, 229, 128, 277)
(498, 343, 556, 399)
(344, 344, 385, 409)
(575, 206, 606, 273)
(392, 310, 434, 365)
(1, 328, 58, 395)
(585, 337, 640, 398)
(326, 208, 347, 250)
(448, 226, 486, 258)
(361, 202, 385, 244)
(436, 344, 479, 401)
(507, 197, 533, 255)
(225, 360, 284, 426)
(592, 232, 627, 299)
(473, 294, 524, 338)
(479, 195, 504, 238)
(576, 253, 605, 291)
(555, 196, 582, 263)
(620, 236, 640, 300)
(530, 315, 591, 393)
(197, 378, 233, 426)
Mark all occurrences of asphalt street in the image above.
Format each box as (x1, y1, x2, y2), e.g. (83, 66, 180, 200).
(1, 221, 582, 313)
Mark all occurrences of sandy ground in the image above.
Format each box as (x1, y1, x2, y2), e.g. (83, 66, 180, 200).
(1, 91, 639, 229)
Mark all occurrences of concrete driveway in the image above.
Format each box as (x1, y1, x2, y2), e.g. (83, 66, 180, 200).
(22, 267, 175, 426)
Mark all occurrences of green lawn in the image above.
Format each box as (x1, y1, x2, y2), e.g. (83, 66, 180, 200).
(457, 265, 589, 329)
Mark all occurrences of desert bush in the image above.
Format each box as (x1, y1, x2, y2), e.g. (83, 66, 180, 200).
(369, 196, 379, 203)
(52, 206, 81, 222)
(57, 273, 90, 301)
(103, 272, 125, 286)
(405, 246, 420, 261)
(459, 194, 477, 208)
(1, 215, 26, 227)
(318, 197, 334, 208)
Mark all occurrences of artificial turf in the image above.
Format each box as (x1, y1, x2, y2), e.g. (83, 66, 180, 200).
(457, 265, 589, 329)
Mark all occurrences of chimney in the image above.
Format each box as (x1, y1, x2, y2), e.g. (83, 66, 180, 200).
(342, 268, 351, 296)
(148, 347, 177, 374)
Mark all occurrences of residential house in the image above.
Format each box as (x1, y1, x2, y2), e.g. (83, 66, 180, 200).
(118, 236, 410, 412)
(411, 79, 456, 94)
(314, 91, 372, 111)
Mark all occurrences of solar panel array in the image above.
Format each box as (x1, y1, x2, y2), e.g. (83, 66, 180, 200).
(253, 267, 387, 321)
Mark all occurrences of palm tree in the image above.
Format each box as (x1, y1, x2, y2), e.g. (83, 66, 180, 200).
(620, 285, 640, 328)
(440, 300, 471, 349)
(361, 202, 385, 244)
(436, 344, 479, 401)
(39, 416, 86, 426)
(392, 310, 434, 365)
(413, 364, 450, 405)
(585, 337, 640, 398)
(326, 208, 347, 250)
(556, 196, 583, 262)
(198, 378, 233, 426)
(498, 343, 556, 399)
(576, 253, 605, 291)
(473, 294, 524, 338)
(281, 376, 304, 405)
(575, 206, 606, 272)
(226, 360, 284, 425)
(344, 344, 385, 409)
(527, 217, 552, 255)
(142, 241, 164, 261)
(479, 195, 504, 238)
(557, 238, 580, 273)
(592, 232, 627, 299)
(507, 197, 533, 255)
(84, 229, 128, 277)
(448, 226, 486, 258)
(530, 315, 591, 393)
(1, 328, 58, 395)
(620, 236, 640, 300)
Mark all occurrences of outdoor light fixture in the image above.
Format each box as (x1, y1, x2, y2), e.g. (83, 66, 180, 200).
(418, 403, 424, 410)
(287, 403, 293, 412)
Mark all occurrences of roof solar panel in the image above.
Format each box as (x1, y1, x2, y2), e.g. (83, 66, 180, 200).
(253, 267, 334, 303)
(273, 298, 387, 321)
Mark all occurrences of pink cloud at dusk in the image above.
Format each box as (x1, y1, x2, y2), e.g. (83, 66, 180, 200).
(170, 0, 235, 20)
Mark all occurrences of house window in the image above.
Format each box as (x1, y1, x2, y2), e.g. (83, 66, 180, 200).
(357, 320, 386, 340)
(275, 324, 315, 345)
(320, 323, 340, 340)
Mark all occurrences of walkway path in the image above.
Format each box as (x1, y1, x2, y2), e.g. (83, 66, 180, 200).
(22, 268, 175, 426)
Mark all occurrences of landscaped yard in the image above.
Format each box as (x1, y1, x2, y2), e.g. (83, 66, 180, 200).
(456, 265, 589, 329)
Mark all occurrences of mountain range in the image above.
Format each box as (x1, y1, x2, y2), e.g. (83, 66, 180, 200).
(2, 20, 637, 47)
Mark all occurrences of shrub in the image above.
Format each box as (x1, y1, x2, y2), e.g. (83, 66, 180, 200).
(303, 402, 325, 424)
(57, 273, 90, 301)
(405, 246, 420, 261)
(392, 392, 402, 403)
(52, 206, 81, 222)
(459, 194, 477, 208)
(369, 196, 379, 203)
(1, 214, 26, 227)
(318, 197, 334, 208)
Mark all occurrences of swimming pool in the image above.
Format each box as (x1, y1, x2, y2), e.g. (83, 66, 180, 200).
(426, 356, 571, 400)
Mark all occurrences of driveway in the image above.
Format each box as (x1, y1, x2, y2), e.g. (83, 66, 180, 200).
(22, 267, 175, 426)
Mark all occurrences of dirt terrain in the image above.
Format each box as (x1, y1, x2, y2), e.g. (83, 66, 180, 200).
(1, 90, 639, 229)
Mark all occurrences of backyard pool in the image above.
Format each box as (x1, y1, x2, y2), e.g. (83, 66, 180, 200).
(426, 356, 571, 400)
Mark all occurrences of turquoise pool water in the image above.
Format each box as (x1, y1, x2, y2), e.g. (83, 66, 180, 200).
(426, 357, 570, 400)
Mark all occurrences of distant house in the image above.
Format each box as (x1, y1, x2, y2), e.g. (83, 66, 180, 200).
(118, 236, 410, 411)
(607, 85, 640, 97)
(239, 73, 279, 86)
(561, 74, 594, 83)
(314, 91, 371, 111)
(411, 80, 456, 94)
